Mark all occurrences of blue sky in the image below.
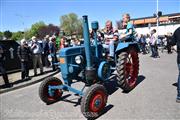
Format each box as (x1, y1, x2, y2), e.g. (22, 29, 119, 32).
(0, 0, 180, 32)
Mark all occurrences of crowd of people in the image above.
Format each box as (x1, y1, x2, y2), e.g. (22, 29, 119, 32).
(0, 13, 180, 103)
(0, 35, 60, 87)
(136, 30, 175, 59)
(0, 13, 132, 87)
(0, 13, 175, 87)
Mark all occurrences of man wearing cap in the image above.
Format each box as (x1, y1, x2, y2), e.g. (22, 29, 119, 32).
(17, 39, 31, 80)
(31, 36, 44, 76)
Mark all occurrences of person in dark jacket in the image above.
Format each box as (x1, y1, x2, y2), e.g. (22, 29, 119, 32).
(49, 36, 58, 71)
(17, 39, 31, 80)
(171, 27, 180, 103)
(43, 35, 50, 67)
(166, 34, 173, 54)
(0, 44, 12, 87)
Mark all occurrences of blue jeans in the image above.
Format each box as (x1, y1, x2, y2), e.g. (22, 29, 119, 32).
(177, 64, 180, 99)
(151, 45, 159, 58)
(150, 45, 155, 57)
(51, 53, 58, 71)
(102, 40, 114, 57)
(154, 45, 159, 57)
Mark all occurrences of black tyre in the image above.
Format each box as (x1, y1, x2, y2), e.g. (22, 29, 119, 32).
(81, 84, 108, 119)
(39, 77, 63, 104)
(116, 47, 139, 92)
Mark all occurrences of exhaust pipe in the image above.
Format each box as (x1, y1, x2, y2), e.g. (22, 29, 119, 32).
(82, 15, 92, 70)
(82, 15, 97, 85)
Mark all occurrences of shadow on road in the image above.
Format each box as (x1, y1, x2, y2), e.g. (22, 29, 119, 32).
(104, 75, 146, 94)
(46, 93, 82, 107)
(89, 104, 114, 120)
(44, 75, 145, 120)
(122, 75, 146, 94)
(62, 96, 82, 107)
(0, 70, 59, 90)
(136, 75, 146, 85)
(172, 82, 177, 87)
(104, 77, 119, 95)
(46, 94, 72, 105)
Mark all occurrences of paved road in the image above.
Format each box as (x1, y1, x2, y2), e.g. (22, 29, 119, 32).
(1, 53, 180, 120)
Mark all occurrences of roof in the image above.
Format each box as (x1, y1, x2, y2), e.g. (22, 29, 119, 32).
(131, 12, 180, 21)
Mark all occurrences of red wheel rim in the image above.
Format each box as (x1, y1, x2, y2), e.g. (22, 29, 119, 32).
(89, 90, 106, 112)
(46, 81, 63, 101)
(124, 50, 138, 87)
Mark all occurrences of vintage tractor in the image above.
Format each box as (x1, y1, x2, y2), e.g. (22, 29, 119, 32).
(39, 16, 139, 119)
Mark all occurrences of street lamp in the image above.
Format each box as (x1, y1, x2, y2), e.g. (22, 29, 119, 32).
(15, 14, 30, 39)
(156, 0, 159, 37)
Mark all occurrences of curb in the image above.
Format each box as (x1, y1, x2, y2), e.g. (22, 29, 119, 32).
(0, 71, 59, 95)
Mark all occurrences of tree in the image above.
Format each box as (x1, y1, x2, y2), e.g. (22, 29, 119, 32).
(76, 19, 83, 38)
(29, 21, 46, 38)
(24, 29, 32, 40)
(60, 13, 83, 37)
(38, 24, 60, 39)
(11, 31, 24, 41)
(4, 30, 12, 39)
(0, 32, 3, 40)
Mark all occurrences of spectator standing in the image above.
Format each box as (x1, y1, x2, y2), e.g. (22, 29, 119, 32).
(171, 27, 180, 103)
(70, 39, 77, 47)
(139, 34, 146, 54)
(150, 29, 160, 58)
(49, 36, 58, 71)
(43, 35, 50, 67)
(166, 33, 173, 54)
(56, 34, 61, 50)
(145, 34, 151, 54)
(17, 39, 31, 80)
(0, 44, 12, 87)
(162, 35, 168, 53)
(31, 36, 44, 76)
(60, 36, 66, 49)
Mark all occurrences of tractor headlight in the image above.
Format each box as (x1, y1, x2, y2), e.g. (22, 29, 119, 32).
(75, 55, 83, 64)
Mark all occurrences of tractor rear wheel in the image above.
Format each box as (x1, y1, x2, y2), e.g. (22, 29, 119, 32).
(81, 84, 108, 119)
(116, 47, 139, 92)
(39, 77, 63, 104)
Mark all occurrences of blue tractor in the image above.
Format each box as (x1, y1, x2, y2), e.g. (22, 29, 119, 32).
(39, 16, 139, 119)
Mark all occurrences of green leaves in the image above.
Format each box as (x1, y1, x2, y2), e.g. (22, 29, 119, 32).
(29, 21, 46, 38)
(11, 31, 24, 41)
(60, 13, 83, 37)
(1, 13, 83, 41)
(4, 30, 12, 39)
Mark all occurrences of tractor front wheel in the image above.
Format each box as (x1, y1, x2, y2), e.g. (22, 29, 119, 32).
(81, 84, 108, 119)
(39, 77, 63, 104)
(116, 47, 139, 92)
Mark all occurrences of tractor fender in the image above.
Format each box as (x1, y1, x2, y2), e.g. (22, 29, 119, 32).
(115, 42, 139, 53)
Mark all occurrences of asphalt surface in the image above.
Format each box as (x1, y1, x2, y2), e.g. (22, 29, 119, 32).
(0, 67, 59, 94)
(0, 52, 180, 120)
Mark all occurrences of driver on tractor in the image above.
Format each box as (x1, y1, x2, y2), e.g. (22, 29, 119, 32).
(102, 20, 119, 60)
